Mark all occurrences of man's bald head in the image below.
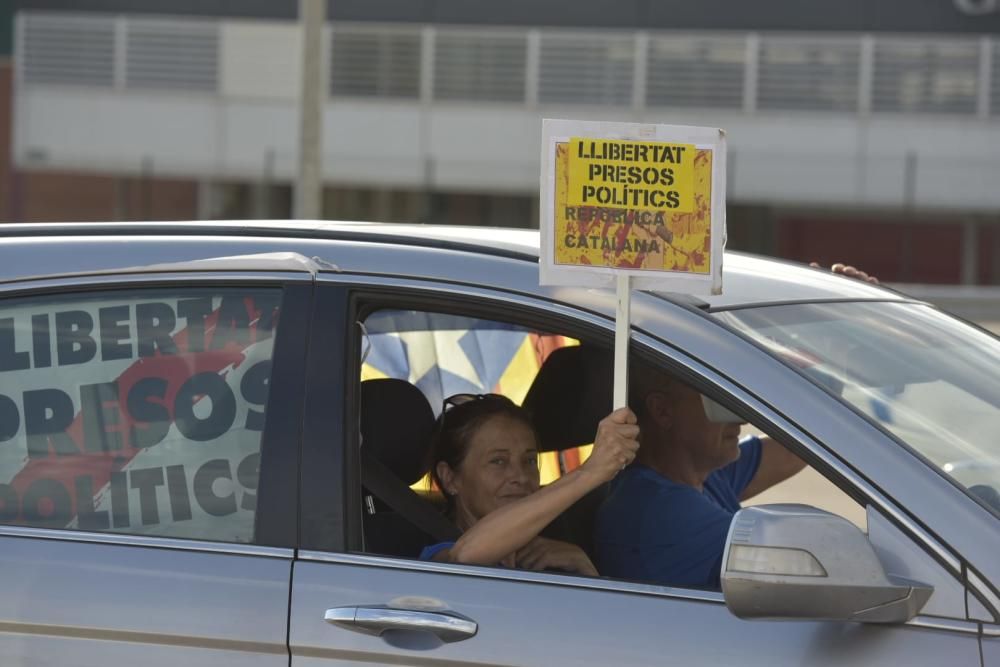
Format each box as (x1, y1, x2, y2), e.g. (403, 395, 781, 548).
(628, 363, 686, 427)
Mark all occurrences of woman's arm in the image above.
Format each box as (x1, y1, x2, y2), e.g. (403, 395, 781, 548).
(439, 407, 639, 567)
(516, 536, 598, 576)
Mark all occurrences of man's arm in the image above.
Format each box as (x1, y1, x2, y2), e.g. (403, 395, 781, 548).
(739, 436, 807, 501)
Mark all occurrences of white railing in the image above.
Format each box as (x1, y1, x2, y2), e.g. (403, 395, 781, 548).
(20, 12, 218, 94)
(16, 12, 1000, 117)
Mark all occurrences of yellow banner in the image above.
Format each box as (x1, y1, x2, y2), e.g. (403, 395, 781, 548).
(554, 140, 713, 274)
(567, 138, 695, 213)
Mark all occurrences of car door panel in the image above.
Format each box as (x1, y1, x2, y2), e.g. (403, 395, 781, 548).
(0, 274, 312, 666)
(290, 557, 979, 667)
(983, 634, 999, 667)
(0, 533, 291, 667)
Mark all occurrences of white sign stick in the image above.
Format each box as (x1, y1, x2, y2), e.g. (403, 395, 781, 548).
(613, 273, 631, 409)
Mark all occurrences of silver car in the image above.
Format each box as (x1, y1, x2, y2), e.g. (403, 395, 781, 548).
(0, 221, 996, 666)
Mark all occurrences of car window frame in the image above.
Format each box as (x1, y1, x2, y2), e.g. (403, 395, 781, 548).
(298, 282, 350, 553)
(0, 270, 311, 552)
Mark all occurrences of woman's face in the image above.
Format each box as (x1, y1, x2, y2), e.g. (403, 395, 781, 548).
(441, 414, 541, 527)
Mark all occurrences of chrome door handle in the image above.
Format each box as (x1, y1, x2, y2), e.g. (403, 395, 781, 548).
(325, 606, 478, 643)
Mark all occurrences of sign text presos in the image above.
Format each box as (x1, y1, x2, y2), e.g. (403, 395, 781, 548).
(567, 138, 695, 212)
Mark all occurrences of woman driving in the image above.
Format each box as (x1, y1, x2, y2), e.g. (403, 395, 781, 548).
(421, 393, 639, 574)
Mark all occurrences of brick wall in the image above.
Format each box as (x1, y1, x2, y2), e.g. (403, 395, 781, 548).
(13, 171, 197, 222)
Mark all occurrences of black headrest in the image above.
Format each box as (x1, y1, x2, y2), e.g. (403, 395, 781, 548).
(522, 345, 612, 452)
(360, 379, 435, 486)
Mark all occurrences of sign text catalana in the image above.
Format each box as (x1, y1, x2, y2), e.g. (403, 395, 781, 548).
(540, 120, 726, 294)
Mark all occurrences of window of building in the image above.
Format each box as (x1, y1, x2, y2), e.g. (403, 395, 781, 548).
(427, 192, 534, 228)
(434, 31, 527, 103)
(646, 34, 745, 109)
(538, 32, 634, 106)
(872, 39, 979, 114)
(22, 13, 115, 87)
(125, 18, 219, 92)
(330, 26, 421, 99)
(757, 36, 861, 112)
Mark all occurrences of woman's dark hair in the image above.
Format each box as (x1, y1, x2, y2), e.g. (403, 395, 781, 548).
(429, 394, 537, 512)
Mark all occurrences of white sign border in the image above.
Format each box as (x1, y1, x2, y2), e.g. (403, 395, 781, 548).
(539, 118, 727, 296)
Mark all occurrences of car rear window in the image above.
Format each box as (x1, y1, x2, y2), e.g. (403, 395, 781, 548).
(0, 288, 281, 543)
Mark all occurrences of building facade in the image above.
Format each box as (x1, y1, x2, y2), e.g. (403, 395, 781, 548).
(4, 1, 1000, 283)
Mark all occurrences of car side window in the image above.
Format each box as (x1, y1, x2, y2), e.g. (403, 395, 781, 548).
(739, 422, 867, 530)
(357, 308, 592, 556)
(0, 288, 280, 543)
(353, 305, 865, 592)
(593, 365, 865, 591)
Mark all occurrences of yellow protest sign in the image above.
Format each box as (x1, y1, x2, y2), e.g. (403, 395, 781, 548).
(554, 140, 714, 275)
(540, 119, 726, 295)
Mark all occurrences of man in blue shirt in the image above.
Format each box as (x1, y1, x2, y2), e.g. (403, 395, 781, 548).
(595, 373, 806, 589)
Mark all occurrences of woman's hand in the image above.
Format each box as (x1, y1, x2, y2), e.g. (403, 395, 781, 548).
(446, 408, 636, 568)
(580, 407, 640, 483)
(516, 536, 598, 576)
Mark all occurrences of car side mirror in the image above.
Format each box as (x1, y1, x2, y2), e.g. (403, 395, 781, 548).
(721, 505, 932, 624)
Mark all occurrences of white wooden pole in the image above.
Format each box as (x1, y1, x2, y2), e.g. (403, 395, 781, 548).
(613, 274, 632, 409)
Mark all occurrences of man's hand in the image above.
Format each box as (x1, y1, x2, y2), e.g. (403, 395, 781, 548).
(516, 536, 598, 576)
(810, 262, 879, 284)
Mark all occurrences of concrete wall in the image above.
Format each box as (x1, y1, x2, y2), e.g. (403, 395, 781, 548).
(15, 87, 1000, 210)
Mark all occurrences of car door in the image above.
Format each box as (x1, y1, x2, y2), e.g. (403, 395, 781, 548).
(0, 263, 311, 666)
(289, 276, 986, 667)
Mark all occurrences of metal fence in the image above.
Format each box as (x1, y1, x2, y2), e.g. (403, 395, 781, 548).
(16, 12, 1000, 117)
(434, 29, 527, 102)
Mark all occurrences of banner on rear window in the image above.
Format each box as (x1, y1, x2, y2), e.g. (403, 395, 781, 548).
(0, 290, 280, 543)
(540, 119, 726, 294)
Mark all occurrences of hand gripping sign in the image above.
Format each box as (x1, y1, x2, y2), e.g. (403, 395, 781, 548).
(539, 119, 727, 408)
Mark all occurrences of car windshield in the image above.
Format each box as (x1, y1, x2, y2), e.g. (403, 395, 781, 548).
(714, 301, 1000, 516)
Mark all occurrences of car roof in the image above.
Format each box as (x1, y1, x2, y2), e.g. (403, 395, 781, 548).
(0, 220, 906, 310)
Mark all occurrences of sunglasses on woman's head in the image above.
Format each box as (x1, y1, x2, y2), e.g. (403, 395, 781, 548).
(441, 392, 514, 415)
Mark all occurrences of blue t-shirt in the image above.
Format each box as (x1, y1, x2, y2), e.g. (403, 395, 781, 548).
(594, 436, 763, 589)
(419, 541, 455, 561)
